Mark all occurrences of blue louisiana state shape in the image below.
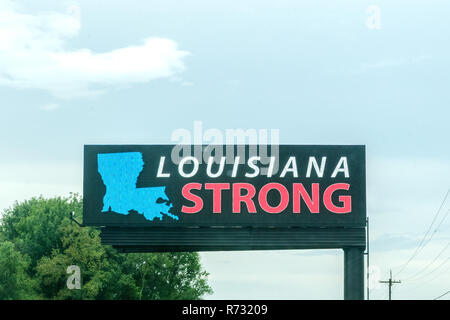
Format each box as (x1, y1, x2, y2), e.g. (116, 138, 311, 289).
(97, 152, 178, 221)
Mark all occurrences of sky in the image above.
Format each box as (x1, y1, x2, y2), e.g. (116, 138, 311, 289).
(0, 0, 449, 299)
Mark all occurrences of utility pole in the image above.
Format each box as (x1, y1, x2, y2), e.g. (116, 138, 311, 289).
(379, 270, 401, 300)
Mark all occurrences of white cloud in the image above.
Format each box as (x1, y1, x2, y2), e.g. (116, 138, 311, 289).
(200, 250, 343, 299)
(41, 103, 60, 111)
(0, 161, 81, 215)
(356, 55, 431, 73)
(367, 156, 450, 238)
(0, 1, 189, 98)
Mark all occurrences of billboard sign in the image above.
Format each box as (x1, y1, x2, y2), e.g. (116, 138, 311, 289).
(83, 145, 366, 228)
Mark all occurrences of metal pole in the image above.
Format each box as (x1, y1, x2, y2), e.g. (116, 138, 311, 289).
(389, 279, 392, 300)
(380, 269, 401, 300)
(366, 217, 370, 300)
(344, 247, 365, 300)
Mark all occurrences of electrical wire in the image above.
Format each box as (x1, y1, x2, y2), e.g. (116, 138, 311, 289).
(404, 240, 450, 281)
(410, 257, 449, 282)
(399, 257, 450, 298)
(394, 188, 450, 277)
(433, 290, 450, 300)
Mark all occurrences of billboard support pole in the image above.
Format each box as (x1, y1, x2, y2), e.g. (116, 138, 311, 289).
(70, 211, 83, 227)
(365, 217, 370, 300)
(344, 246, 365, 300)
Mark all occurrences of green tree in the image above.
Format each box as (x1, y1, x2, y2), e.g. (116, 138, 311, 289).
(0, 241, 36, 299)
(0, 195, 212, 300)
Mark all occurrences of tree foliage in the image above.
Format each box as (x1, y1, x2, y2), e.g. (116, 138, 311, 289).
(0, 195, 212, 300)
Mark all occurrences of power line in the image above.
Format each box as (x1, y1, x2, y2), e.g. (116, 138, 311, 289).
(430, 258, 450, 282)
(420, 207, 450, 255)
(398, 257, 450, 299)
(395, 188, 450, 276)
(434, 290, 450, 300)
(404, 241, 450, 281)
(410, 257, 449, 283)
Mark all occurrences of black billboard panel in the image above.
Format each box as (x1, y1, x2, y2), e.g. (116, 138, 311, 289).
(83, 145, 366, 228)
